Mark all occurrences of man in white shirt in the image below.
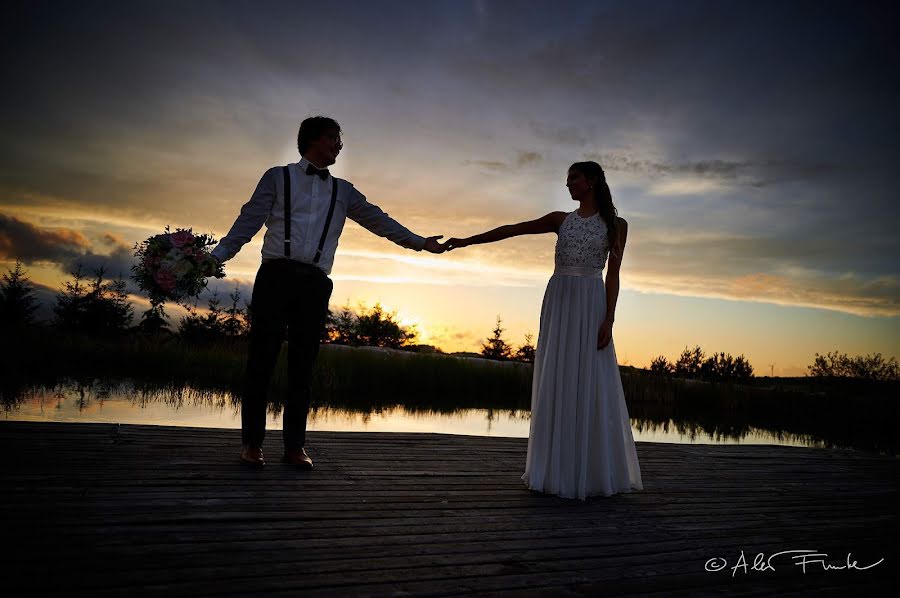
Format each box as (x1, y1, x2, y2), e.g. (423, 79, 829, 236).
(209, 116, 445, 468)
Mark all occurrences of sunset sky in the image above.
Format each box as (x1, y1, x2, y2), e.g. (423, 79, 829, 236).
(2, 1, 898, 376)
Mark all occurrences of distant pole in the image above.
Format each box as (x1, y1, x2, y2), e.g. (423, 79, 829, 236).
(769, 363, 775, 377)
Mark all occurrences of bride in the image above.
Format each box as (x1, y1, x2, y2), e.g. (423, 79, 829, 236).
(443, 161, 643, 500)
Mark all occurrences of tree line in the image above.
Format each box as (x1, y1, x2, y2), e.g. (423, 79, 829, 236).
(2, 261, 896, 379)
(0, 261, 537, 360)
(650, 346, 754, 382)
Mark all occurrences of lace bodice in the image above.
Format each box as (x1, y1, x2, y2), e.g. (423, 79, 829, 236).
(554, 211, 610, 274)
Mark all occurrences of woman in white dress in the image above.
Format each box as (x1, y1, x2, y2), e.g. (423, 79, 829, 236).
(444, 161, 643, 500)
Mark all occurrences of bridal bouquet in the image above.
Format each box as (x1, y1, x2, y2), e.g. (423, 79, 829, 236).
(131, 227, 225, 307)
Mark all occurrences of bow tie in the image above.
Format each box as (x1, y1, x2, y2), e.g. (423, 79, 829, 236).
(306, 164, 330, 180)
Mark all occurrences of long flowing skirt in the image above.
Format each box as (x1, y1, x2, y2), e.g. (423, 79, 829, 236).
(522, 273, 644, 500)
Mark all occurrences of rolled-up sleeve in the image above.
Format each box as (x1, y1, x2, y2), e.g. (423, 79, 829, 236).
(346, 185, 427, 251)
(211, 167, 277, 262)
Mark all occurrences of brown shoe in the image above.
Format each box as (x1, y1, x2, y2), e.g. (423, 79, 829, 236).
(240, 444, 265, 466)
(282, 447, 313, 469)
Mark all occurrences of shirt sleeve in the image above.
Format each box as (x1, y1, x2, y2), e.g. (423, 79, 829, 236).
(211, 167, 277, 262)
(345, 184, 427, 251)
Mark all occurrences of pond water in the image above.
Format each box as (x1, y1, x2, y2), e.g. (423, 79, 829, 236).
(3, 382, 835, 450)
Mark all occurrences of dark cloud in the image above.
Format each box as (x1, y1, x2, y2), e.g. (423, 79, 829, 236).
(463, 150, 543, 172)
(0, 212, 136, 283)
(59, 246, 136, 282)
(631, 231, 897, 282)
(2, 0, 898, 313)
(0, 213, 91, 262)
(590, 152, 840, 187)
(22, 279, 59, 323)
(462, 160, 510, 172)
(516, 151, 542, 166)
(529, 121, 595, 146)
(101, 232, 128, 248)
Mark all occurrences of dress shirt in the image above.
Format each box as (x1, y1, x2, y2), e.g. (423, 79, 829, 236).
(211, 157, 427, 275)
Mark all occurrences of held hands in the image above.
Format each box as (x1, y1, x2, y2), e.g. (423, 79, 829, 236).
(442, 237, 470, 252)
(597, 318, 613, 350)
(423, 235, 446, 253)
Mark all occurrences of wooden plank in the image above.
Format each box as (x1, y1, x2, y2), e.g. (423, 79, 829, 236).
(2, 421, 896, 596)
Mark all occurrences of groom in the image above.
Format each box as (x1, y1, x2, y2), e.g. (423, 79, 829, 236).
(209, 116, 445, 467)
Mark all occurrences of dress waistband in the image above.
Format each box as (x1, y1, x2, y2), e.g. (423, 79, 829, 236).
(552, 265, 604, 278)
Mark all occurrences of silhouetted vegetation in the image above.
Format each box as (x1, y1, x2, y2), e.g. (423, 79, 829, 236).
(807, 350, 900, 381)
(650, 345, 753, 382)
(481, 315, 513, 361)
(1, 328, 533, 412)
(514, 332, 536, 363)
(479, 316, 535, 362)
(623, 366, 899, 455)
(179, 286, 250, 344)
(3, 261, 899, 455)
(53, 265, 133, 335)
(0, 260, 38, 330)
(136, 303, 170, 335)
(324, 301, 418, 349)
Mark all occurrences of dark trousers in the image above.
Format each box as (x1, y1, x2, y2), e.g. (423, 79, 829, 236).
(242, 259, 333, 450)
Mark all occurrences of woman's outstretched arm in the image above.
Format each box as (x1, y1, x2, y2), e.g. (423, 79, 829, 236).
(444, 211, 566, 250)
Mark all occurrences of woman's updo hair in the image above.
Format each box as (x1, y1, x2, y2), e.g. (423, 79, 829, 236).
(569, 161, 621, 260)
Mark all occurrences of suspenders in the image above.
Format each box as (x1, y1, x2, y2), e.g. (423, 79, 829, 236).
(282, 166, 291, 257)
(315, 178, 339, 264)
(281, 164, 339, 264)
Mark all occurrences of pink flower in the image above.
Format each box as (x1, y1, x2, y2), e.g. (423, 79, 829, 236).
(170, 230, 195, 248)
(154, 268, 177, 294)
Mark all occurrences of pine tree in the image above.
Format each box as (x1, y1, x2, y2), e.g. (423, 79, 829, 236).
(650, 355, 674, 375)
(81, 267, 133, 334)
(106, 272, 134, 332)
(179, 291, 226, 343)
(0, 260, 39, 328)
(53, 265, 89, 331)
(481, 315, 512, 361)
(329, 301, 357, 345)
(514, 332, 536, 363)
(137, 302, 170, 335)
(221, 283, 248, 338)
(674, 345, 704, 379)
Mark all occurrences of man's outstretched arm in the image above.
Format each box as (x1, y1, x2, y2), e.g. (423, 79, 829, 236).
(347, 186, 443, 253)
(211, 167, 277, 263)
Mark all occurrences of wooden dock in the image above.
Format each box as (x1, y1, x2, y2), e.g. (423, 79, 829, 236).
(3, 421, 897, 596)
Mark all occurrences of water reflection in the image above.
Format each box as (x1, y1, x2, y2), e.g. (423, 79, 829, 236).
(1, 379, 873, 452)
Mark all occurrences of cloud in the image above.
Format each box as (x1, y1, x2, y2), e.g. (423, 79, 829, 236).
(628, 269, 900, 318)
(0, 212, 136, 283)
(624, 230, 900, 317)
(101, 232, 130, 249)
(59, 246, 136, 281)
(25, 280, 59, 323)
(462, 159, 510, 172)
(648, 178, 726, 196)
(462, 150, 543, 173)
(528, 121, 595, 146)
(516, 151, 542, 166)
(591, 152, 840, 189)
(0, 213, 91, 262)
